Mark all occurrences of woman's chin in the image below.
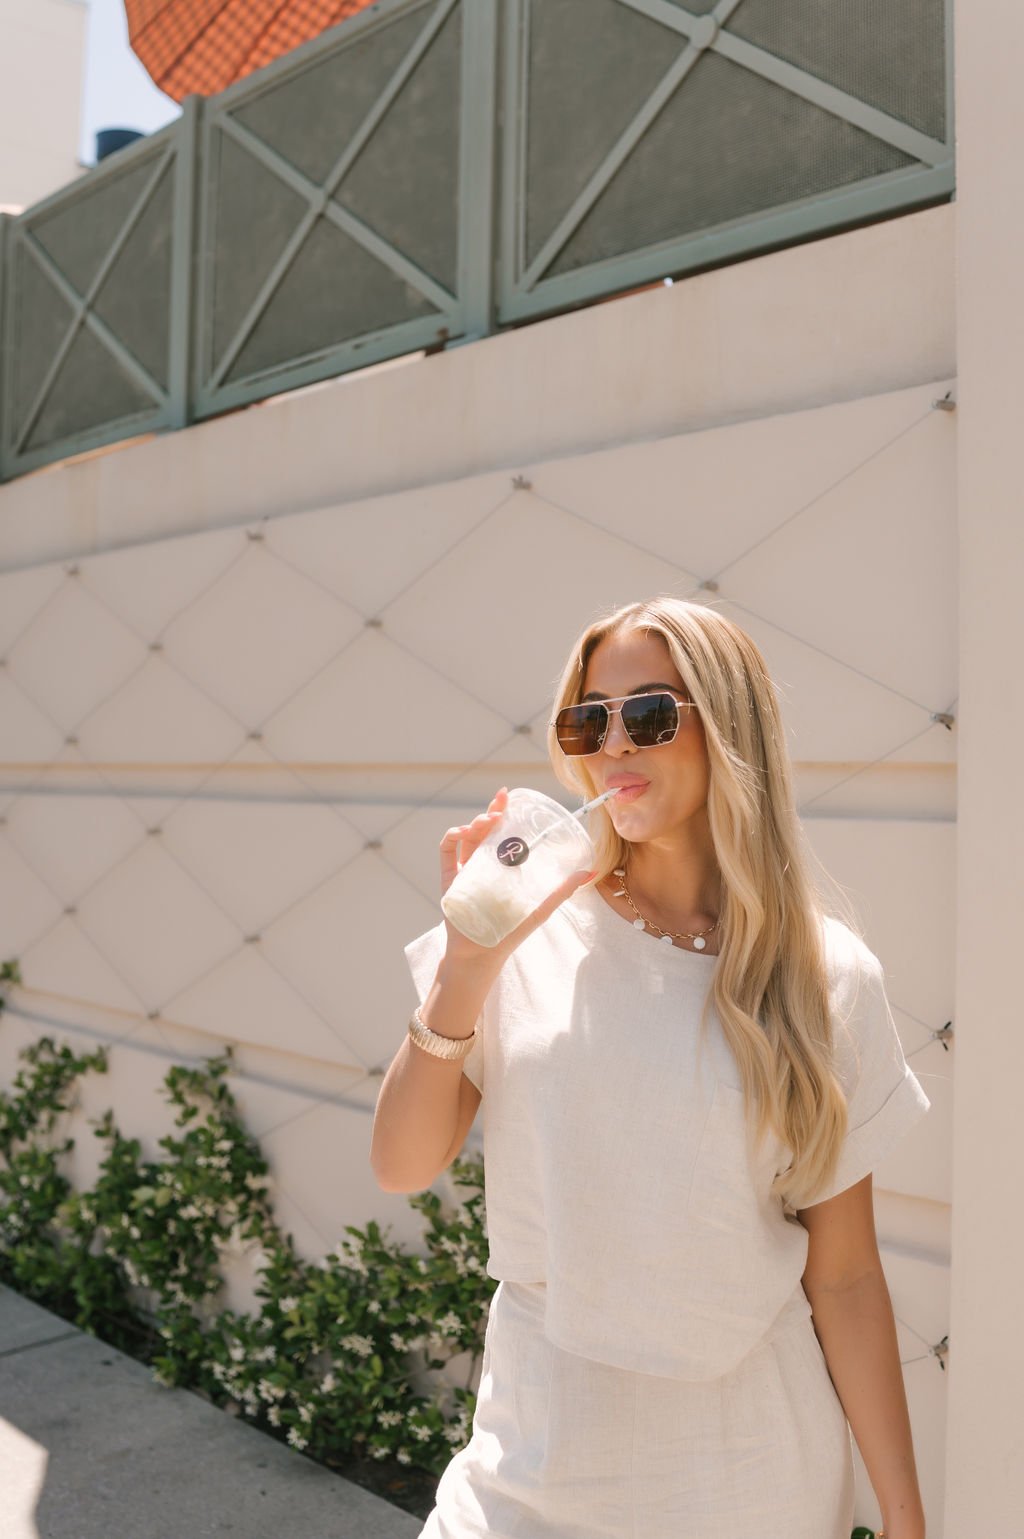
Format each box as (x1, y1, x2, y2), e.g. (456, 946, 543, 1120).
(609, 804, 655, 839)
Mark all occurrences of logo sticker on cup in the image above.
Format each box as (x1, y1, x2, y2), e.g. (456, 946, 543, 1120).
(496, 836, 529, 867)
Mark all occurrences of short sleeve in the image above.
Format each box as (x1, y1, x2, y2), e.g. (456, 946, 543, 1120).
(801, 926, 930, 1207)
(403, 921, 485, 1093)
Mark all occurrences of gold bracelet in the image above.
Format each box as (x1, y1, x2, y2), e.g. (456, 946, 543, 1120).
(408, 1005, 477, 1061)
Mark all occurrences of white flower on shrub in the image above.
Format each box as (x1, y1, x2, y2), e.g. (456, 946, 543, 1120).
(320, 1372, 337, 1393)
(377, 1410, 403, 1428)
(279, 1297, 298, 1313)
(340, 1334, 373, 1358)
(267, 1406, 281, 1427)
(366, 1299, 382, 1315)
(287, 1427, 308, 1451)
(410, 1424, 432, 1442)
(370, 1446, 388, 1460)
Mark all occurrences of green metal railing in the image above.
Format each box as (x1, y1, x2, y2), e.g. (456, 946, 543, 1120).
(0, 0, 953, 484)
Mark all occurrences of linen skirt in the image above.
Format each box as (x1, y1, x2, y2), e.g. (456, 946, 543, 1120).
(419, 1279, 855, 1539)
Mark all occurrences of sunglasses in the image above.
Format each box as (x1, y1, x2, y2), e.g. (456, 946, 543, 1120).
(552, 690, 695, 757)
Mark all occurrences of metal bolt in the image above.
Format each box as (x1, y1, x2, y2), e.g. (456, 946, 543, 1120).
(932, 394, 956, 412)
(513, 724, 532, 735)
(698, 579, 720, 593)
(931, 1336, 949, 1370)
(365, 839, 383, 851)
(148, 826, 163, 836)
(64, 906, 77, 916)
(247, 530, 264, 541)
(147, 1010, 161, 1020)
(66, 564, 80, 577)
(244, 933, 261, 945)
(248, 730, 263, 741)
(932, 1022, 954, 1050)
(149, 641, 163, 653)
(931, 711, 955, 730)
(511, 474, 532, 491)
(364, 617, 383, 629)
(65, 735, 78, 746)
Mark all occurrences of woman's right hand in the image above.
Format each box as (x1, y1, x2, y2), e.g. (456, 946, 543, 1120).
(438, 787, 595, 977)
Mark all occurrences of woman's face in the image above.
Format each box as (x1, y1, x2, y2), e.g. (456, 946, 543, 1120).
(579, 626, 711, 846)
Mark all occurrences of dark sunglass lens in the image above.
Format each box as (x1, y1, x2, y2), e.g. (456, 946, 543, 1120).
(621, 692, 679, 747)
(555, 703, 606, 755)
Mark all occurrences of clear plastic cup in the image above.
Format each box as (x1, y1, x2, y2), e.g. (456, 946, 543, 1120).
(440, 787, 596, 948)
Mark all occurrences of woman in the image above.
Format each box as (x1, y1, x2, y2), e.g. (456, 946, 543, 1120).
(371, 597, 930, 1539)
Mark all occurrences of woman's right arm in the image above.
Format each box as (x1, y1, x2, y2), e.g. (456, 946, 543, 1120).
(370, 788, 593, 1193)
(369, 951, 493, 1193)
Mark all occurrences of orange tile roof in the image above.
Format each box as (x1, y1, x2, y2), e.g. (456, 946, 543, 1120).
(125, 0, 378, 102)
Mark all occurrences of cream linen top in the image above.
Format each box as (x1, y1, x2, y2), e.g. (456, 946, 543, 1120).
(404, 884, 930, 1382)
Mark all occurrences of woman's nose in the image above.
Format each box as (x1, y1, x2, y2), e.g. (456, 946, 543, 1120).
(602, 710, 635, 756)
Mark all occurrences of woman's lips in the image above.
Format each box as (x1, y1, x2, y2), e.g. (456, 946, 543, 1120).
(608, 781, 648, 802)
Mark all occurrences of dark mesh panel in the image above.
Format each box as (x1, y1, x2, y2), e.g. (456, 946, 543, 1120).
(728, 0, 947, 141)
(10, 244, 76, 446)
(27, 326, 155, 451)
(92, 160, 174, 392)
(209, 131, 308, 366)
(227, 215, 439, 383)
(549, 51, 912, 278)
(525, 0, 684, 269)
(230, 7, 429, 186)
(29, 155, 163, 296)
(338, 5, 460, 293)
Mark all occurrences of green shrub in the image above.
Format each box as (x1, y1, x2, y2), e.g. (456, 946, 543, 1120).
(0, 961, 491, 1475)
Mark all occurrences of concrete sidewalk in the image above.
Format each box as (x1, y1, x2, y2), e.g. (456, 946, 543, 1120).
(0, 1285, 422, 1538)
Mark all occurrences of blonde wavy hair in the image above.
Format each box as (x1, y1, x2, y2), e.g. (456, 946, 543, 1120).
(547, 597, 859, 1209)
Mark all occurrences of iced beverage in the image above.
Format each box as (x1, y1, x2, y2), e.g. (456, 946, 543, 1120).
(441, 787, 597, 948)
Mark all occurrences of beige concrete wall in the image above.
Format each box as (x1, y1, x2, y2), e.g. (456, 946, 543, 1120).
(946, 1, 1024, 1532)
(0, 0, 85, 211)
(0, 206, 956, 1531)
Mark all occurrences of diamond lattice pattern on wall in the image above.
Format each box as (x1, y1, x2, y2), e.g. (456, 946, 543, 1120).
(0, 379, 955, 1259)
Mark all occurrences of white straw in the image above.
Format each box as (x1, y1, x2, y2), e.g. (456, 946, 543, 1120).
(572, 786, 621, 820)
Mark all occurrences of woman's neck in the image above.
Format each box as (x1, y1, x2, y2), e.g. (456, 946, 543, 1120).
(621, 830, 722, 929)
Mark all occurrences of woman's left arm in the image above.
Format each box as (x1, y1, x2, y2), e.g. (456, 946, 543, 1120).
(797, 1173, 925, 1539)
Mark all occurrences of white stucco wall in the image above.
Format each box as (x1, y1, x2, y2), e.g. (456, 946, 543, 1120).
(945, 1, 1024, 1534)
(0, 0, 86, 211)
